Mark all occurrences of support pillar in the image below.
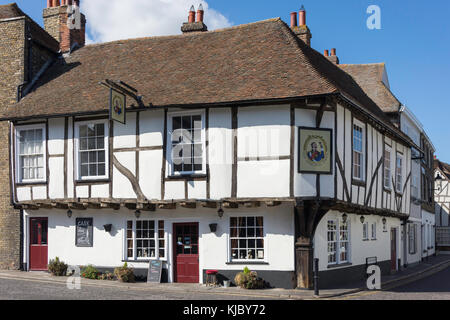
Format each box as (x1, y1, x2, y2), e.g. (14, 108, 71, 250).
(295, 239, 313, 289)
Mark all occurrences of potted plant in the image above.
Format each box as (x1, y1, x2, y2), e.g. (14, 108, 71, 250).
(48, 257, 68, 276)
(114, 262, 135, 283)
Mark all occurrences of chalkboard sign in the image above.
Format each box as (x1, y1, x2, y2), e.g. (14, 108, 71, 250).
(147, 260, 163, 283)
(75, 218, 93, 247)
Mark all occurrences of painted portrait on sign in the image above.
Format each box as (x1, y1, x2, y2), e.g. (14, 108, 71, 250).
(110, 89, 126, 124)
(298, 127, 332, 174)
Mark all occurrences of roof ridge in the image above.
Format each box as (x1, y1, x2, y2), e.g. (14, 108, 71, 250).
(82, 18, 282, 48)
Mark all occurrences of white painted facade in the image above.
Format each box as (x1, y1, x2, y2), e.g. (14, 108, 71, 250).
(11, 100, 413, 287)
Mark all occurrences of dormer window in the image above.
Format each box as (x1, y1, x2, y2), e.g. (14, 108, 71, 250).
(16, 124, 46, 183)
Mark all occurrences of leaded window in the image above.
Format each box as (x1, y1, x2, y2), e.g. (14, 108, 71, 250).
(230, 217, 264, 261)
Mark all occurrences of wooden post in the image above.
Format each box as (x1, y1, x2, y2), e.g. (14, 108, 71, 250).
(295, 238, 314, 289)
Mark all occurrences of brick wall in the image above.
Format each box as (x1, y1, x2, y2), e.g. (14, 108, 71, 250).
(0, 17, 25, 270)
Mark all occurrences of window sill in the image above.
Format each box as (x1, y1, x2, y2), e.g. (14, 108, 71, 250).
(327, 263, 352, 269)
(122, 259, 167, 263)
(363, 239, 370, 241)
(226, 261, 269, 265)
(166, 174, 207, 181)
(383, 187, 392, 193)
(16, 181, 47, 186)
(75, 179, 110, 184)
(352, 179, 366, 187)
(371, 238, 377, 241)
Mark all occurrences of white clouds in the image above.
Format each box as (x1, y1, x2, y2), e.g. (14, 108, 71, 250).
(80, 0, 232, 44)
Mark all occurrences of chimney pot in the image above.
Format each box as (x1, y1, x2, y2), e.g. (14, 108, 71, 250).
(47, 0, 52, 7)
(290, 12, 298, 28)
(188, 5, 196, 23)
(52, 0, 60, 7)
(331, 48, 336, 56)
(196, 5, 204, 23)
(299, 5, 306, 26)
(324, 49, 329, 57)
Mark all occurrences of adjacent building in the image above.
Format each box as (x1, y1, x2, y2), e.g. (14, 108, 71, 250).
(435, 159, 450, 252)
(0, 2, 434, 290)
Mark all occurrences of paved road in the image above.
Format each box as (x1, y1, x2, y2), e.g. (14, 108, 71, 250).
(0, 277, 271, 300)
(345, 266, 450, 300)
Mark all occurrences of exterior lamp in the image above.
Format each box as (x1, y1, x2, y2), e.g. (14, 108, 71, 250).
(435, 173, 443, 181)
(217, 204, 224, 219)
(135, 210, 141, 219)
(360, 216, 365, 224)
(67, 209, 72, 218)
(382, 217, 387, 226)
(342, 213, 348, 223)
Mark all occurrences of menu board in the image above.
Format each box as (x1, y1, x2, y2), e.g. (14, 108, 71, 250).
(76, 218, 93, 247)
(147, 260, 163, 283)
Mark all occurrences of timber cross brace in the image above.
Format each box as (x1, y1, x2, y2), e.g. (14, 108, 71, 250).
(294, 199, 335, 289)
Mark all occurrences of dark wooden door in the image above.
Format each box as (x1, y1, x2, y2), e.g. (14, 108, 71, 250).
(29, 218, 48, 271)
(173, 223, 199, 283)
(390, 228, 397, 271)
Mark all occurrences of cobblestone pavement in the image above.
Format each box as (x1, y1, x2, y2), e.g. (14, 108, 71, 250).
(0, 277, 272, 300)
(343, 266, 450, 300)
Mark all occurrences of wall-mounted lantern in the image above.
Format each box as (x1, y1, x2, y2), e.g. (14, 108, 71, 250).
(217, 204, 224, 219)
(360, 216, 365, 224)
(67, 209, 73, 218)
(135, 210, 141, 219)
(103, 224, 113, 233)
(209, 223, 218, 233)
(342, 213, 348, 224)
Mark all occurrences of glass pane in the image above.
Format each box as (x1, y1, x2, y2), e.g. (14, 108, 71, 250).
(96, 124, 104, 136)
(79, 125, 87, 137)
(230, 217, 237, 227)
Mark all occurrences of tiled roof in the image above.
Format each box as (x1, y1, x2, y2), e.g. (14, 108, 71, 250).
(0, 3, 25, 20)
(339, 63, 402, 113)
(3, 17, 402, 139)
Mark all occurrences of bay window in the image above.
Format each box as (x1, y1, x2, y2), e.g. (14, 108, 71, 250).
(327, 218, 350, 265)
(75, 120, 109, 180)
(126, 220, 165, 260)
(16, 125, 46, 183)
(230, 217, 264, 261)
(352, 122, 365, 181)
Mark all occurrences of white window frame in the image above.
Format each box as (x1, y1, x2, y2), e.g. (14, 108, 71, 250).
(327, 218, 351, 266)
(352, 120, 365, 181)
(408, 224, 417, 255)
(74, 119, 109, 181)
(15, 123, 47, 184)
(363, 222, 369, 240)
(371, 222, 377, 240)
(167, 110, 206, 177)
(383, 145, 392, 189)
(229, 216, 266, 263)
(396, 152, 403, 193)
(124, 219, 167, 261)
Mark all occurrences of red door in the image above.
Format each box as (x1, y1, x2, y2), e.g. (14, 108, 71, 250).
(390, 228, 397, 271)
(29, 218, 48, 271)
(173, 223, 199, 283)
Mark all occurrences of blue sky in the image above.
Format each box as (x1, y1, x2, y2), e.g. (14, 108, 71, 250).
(2, 0, 450, 162)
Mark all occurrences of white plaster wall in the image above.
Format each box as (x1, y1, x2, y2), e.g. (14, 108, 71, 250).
(48, 118, 65, 155)
(314, 210, 402, 272)
(24, 203, 295, 284)
(17, 187, 31, 202)
(49, 157, 64, 199)
(113, 112, 137, 149)
(112, 151, 136, 199)
(208, 108, 232, 200)
(91, 184, 109, 199)
(139, 149, 162, 200)
(32, 186, 47, 200)
(139, 110, 164, 147)
(164, 181, 185, 200)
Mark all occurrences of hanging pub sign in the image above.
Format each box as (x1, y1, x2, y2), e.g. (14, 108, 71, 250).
(75, 218, 94, 247)
(298, 127, 333, 174)
(110, 88, 126, 124)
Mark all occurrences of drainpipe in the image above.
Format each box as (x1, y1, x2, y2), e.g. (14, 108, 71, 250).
(19, 209, 24, 271)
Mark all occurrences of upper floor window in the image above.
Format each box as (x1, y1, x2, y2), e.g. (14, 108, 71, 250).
(383, 145, 391, 189)
(169, 112, 205, 176)
(363, 222, 369, 240)
(16, 125, 46, 183)
(75, 120, 109, 180)
(352, 122, 365, 181)
(411, 174, 419, 199)
(396, 153, 403, 193)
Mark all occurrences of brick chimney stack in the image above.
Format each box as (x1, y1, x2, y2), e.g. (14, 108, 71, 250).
(325, 48, 339, 64)
(43, 0, 86, 53)
(290, 5, 312, 46)
(182, 4, 208, 34)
